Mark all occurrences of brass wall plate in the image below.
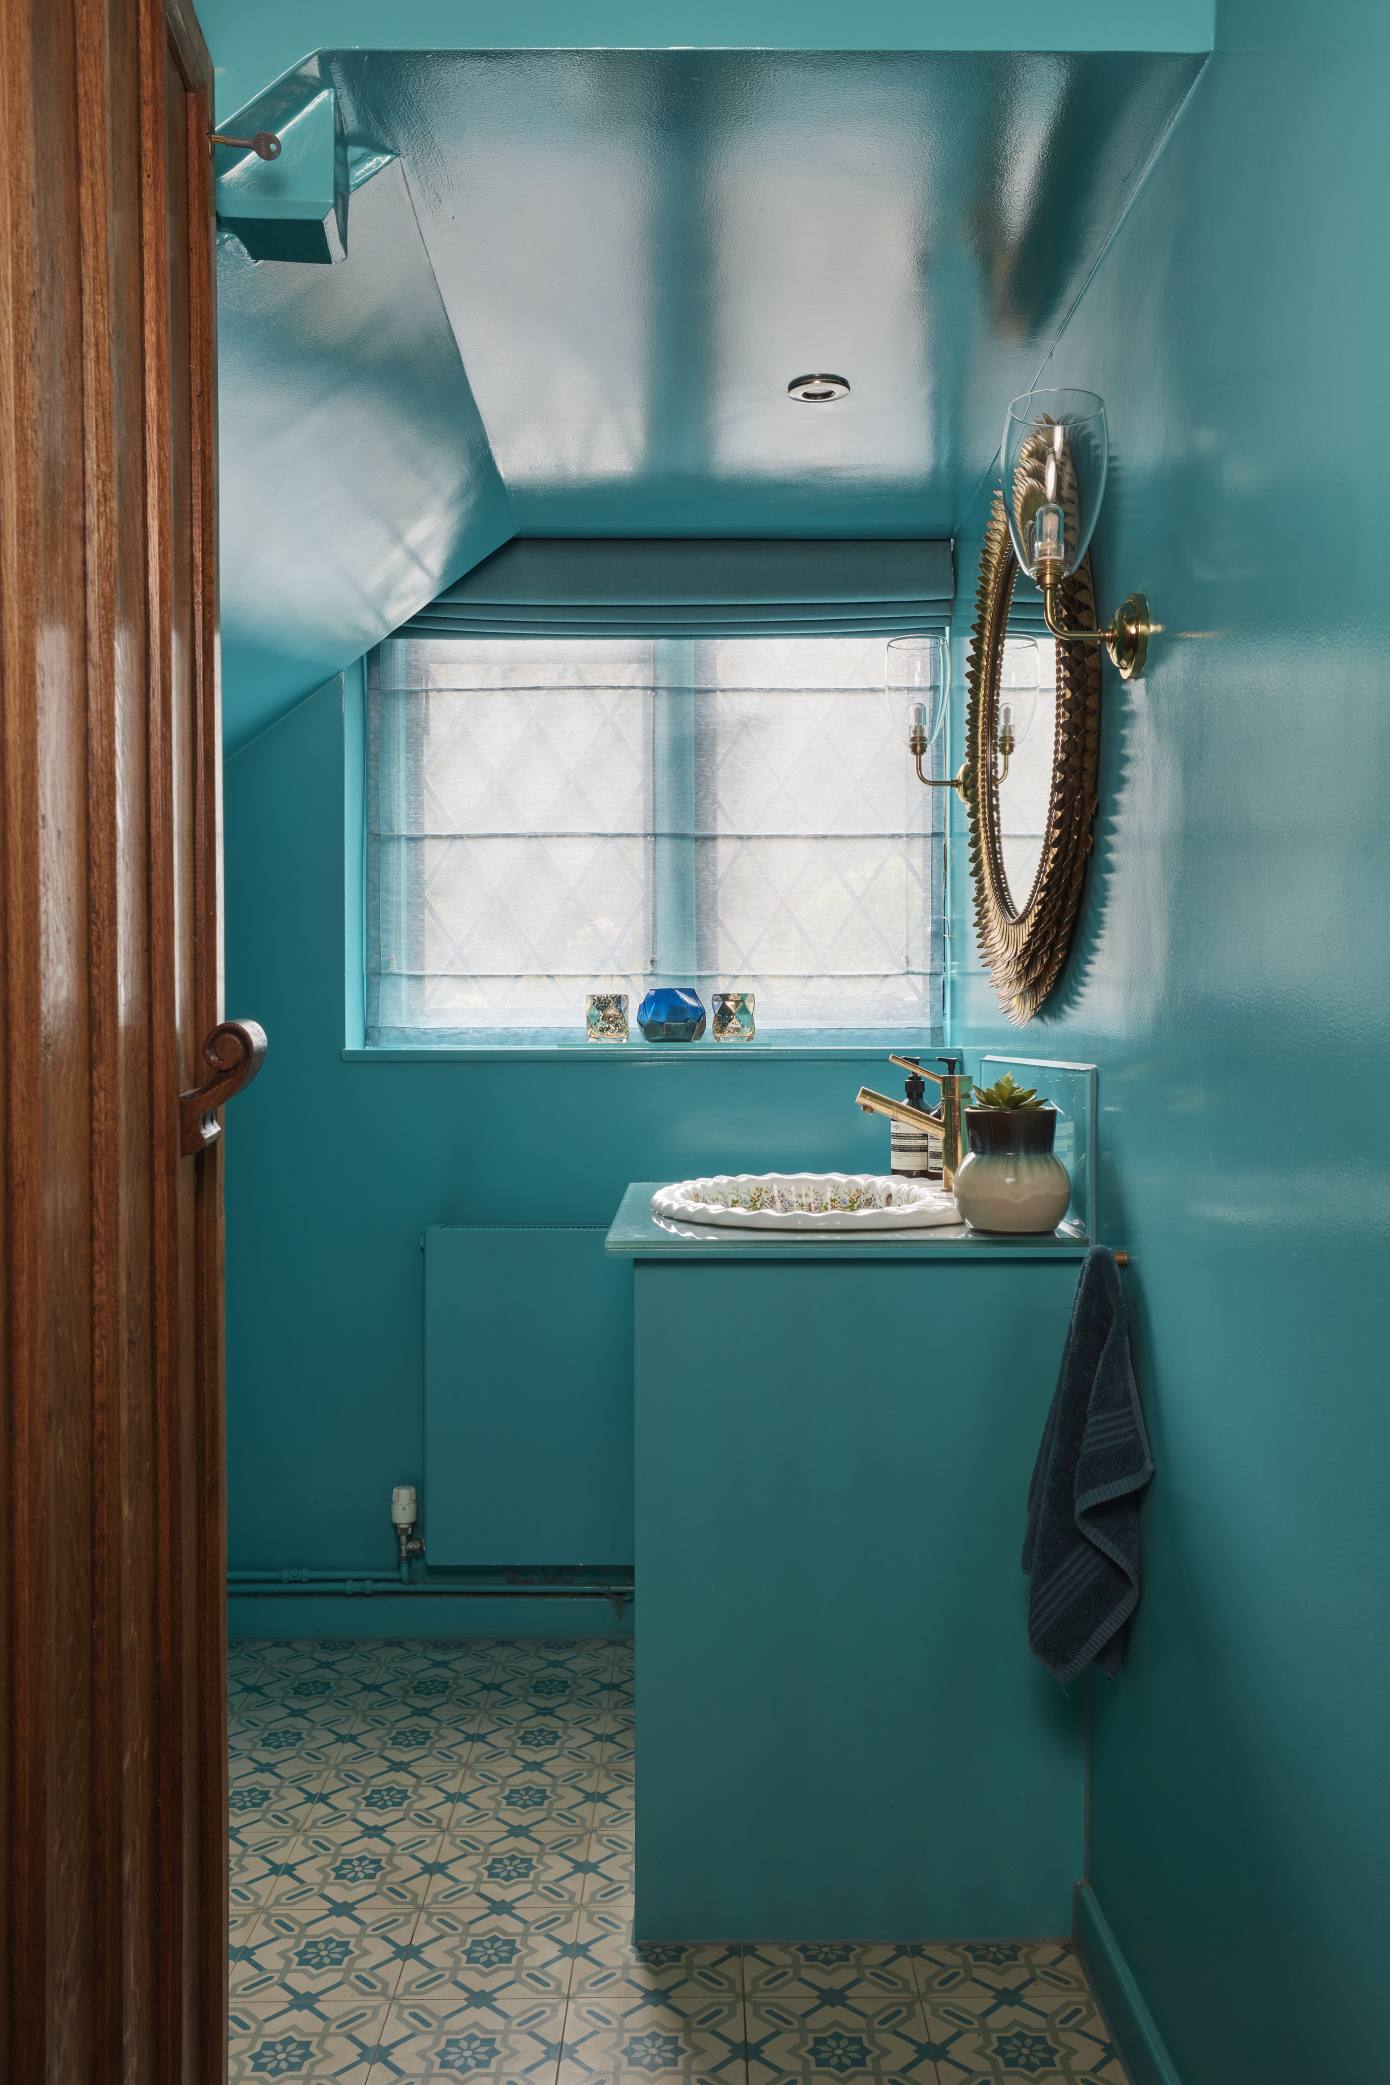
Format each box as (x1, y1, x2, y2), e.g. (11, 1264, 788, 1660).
(964, 491, 1102, 1023)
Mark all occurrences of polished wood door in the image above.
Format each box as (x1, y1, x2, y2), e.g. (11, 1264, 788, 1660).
(0, 0, 245, 2076)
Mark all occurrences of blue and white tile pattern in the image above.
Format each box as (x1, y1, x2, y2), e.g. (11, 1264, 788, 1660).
(228, 1640, 1131, 2082)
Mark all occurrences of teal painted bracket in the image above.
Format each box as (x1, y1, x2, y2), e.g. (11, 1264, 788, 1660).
(215, 63, 394, 264)
(1075, 1885, 1185, 2085)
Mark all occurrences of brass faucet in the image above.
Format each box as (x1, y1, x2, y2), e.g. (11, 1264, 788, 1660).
(855, 1054, 970, 1193)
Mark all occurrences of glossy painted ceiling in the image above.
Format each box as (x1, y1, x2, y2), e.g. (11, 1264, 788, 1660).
(216, 44, 1203, 745)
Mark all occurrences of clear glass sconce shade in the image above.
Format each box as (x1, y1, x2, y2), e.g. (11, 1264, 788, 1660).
(999, 638, 1040, 749)
(1002, 388, 1109, 581)
(887, 633, 949, 748)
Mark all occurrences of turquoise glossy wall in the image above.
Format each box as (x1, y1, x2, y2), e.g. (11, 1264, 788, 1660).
(223, 674, 909, 1600)
(948, 1, 1390, 2075)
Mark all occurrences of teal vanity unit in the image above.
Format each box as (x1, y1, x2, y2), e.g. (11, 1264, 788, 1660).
(606, 1184, 1091, 1942)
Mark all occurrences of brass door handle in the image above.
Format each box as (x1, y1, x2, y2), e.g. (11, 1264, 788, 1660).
(179, 1019, 267, 1156)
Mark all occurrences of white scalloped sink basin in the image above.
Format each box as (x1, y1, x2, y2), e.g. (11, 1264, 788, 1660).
(650, 1172, 959, 1232)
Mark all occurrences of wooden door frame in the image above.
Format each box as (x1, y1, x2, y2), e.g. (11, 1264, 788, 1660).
(142, 4, 226, 2072)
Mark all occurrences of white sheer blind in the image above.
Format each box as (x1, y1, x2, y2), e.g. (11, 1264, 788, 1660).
(366, 634, 944, 1044)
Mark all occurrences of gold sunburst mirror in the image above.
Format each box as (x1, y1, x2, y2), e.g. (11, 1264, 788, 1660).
(962, 489, 1102, 1023)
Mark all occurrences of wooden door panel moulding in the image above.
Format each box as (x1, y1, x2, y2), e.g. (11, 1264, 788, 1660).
(73, 0, 141, 2067)
(1, 0, 228, 2078)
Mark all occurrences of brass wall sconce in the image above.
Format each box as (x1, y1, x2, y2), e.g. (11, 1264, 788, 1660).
(1002, 388, 1152, 680)
(890, 634, 1015, 801)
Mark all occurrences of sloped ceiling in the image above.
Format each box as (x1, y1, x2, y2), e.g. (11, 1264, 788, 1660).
(216, 43, 1204, 748)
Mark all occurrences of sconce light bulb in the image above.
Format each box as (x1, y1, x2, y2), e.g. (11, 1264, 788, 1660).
(909, 702, 928, 736)
(1030, 502, 1065, 578)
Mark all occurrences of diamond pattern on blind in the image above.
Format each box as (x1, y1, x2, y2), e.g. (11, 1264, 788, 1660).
(367, 635, 944, 1044)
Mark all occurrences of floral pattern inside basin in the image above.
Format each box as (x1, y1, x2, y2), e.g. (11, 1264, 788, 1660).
(650, 1173, 960, 1232)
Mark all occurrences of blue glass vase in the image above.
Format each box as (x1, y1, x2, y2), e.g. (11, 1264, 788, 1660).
(637, 987, 706, 1043)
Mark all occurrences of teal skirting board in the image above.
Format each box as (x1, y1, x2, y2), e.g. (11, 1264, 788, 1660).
(1076, 1885, 1184, 2085)
(227, 1591, 633, 1642)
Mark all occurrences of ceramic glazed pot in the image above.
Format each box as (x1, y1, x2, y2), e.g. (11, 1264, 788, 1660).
(953, 1107, 1071, 1235)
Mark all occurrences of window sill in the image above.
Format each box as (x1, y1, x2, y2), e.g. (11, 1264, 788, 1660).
(342, 1035, 929, 1065)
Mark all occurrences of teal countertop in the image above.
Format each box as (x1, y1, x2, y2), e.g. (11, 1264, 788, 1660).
(605, 1182, 1091, 1260)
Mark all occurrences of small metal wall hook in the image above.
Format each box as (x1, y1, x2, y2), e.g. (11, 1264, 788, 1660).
(209, 129, 282, 161)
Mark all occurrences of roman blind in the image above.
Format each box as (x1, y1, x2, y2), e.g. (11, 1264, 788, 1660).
(397, 537, 953, 641)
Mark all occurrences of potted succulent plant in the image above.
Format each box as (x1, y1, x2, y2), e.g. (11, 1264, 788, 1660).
(953, 1073, 1071, 1235)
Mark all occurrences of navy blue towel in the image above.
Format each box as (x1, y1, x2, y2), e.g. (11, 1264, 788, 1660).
(1023, 1247, 1154, 1683)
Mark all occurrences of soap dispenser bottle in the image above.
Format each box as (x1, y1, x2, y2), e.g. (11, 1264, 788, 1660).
(890, 1057, 937, 1180)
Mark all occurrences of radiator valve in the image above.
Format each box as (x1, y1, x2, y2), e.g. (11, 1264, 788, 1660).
(390, 1484, 425, 1565)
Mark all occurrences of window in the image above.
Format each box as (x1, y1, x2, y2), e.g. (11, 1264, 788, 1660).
(366, 634, 945, 1045)
(996, 633, 1058, 911)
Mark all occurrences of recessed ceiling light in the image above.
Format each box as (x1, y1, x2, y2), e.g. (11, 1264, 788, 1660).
(787, 373, 851, 404)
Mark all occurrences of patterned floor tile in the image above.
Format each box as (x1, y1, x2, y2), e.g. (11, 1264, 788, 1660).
(495, 1640, 613, 1672)
(921, 1996, 1126, 2083)
(229, 1777, 326, 1847)
(232, 1743, 335, 1793)
(744, 1998, 938, 2085)
(575, 1834, 634, 1905)
(370, 1996, 567, 2084)
(227, 1997, 388, 2082)
(744, 1945, 920, 2003)
(358, 1692, 496, 1737)
(448, 1813, 597, 1849)
(482, 1719, 611, 1769)
(495, 1668, 614, 1711)
(389, 1638, 504, 1667)
(229, 1712, 364, 1756)
(480, 1713, 620, 1757)
(229, 1724, 345, 1779)
(230, 1838, 316, 1913)
(559, 1995, 747, 2085)
(568, 1907, 743, 2001)
(237, 1642, 386, 1684)
(233, 1667, 379, 1722)
(926, 1983, 1104, 2044)
(226, 1643, 1126, 2085)
(316, 1752, 465, 1811)
(397, 1904, 580, 2000)
(596, 1742, 633, 1784)
(343, 1718, 483, 1768)
(424, 1829, 591, 1907)
(230, 1915, 264, 1969)
(454, 1760, 601, 1829)
(586, 1777, 634, 1835)
(914, 1944, 1087, 2004)
(230, 1905, 418, 2003)
(272, 1828, 444, 1909)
